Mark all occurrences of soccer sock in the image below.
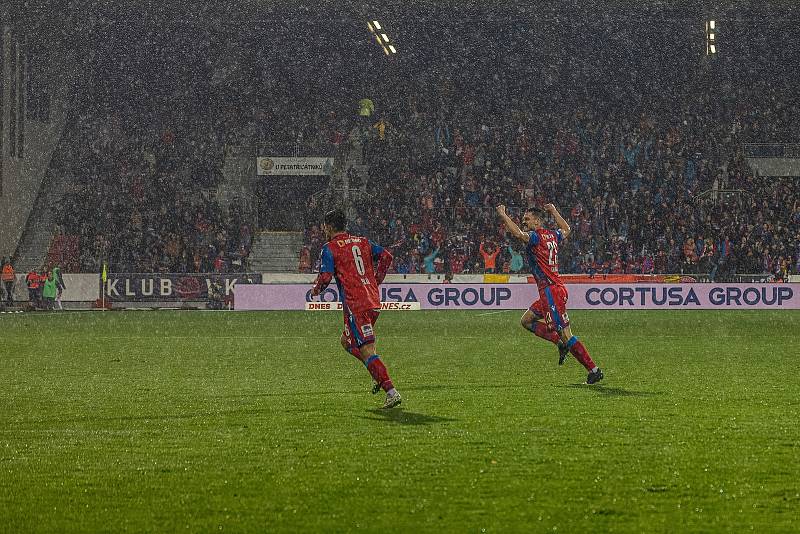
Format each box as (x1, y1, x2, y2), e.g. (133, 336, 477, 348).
(566, 336, 597, 372)
(527, 321, 561, 345)
(364, 354, 394, 392)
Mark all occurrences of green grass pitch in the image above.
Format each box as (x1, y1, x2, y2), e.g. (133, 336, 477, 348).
(1, 309, 799, 532)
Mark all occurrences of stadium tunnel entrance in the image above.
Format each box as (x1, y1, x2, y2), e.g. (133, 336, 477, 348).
(257, 175, 329, 231)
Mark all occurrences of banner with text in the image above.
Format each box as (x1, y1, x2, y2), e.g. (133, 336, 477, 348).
(234, 283, 800, 310)
(256, 157, 334, 176)
(104, 273, 260, 302)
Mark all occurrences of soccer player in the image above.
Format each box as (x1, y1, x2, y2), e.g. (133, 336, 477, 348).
(496, 203, 604, 384)
(310, 209, 402, 408)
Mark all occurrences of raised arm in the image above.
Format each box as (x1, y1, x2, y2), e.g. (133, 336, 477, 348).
(544, 203, 571, 240)
(495, 205, 529, 244)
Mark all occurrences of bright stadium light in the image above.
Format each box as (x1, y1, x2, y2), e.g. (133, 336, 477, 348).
(367, 19, 397, 56)
(706, 20, 718, 55)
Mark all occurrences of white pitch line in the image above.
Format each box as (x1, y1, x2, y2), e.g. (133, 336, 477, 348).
(476, 310, 514, 317)
(96, 335, 490, 340)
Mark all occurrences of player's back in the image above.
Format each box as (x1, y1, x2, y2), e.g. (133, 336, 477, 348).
(322, 232, 381, 312)
(526, 228, 564, 289)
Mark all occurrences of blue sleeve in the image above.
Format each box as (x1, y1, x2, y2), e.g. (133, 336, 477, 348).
(555, 230, 564, 243)
(527, 231, 540, 246)
(370, 240, 385, 257)
(320, 245, 334, 273)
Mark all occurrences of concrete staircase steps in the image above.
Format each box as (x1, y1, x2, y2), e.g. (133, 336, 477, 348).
(249, 231, 305, 272)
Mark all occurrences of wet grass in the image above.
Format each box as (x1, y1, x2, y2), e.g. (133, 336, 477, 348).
(1, 309, 798, 532)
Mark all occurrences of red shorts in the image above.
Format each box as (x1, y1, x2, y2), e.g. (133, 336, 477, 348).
(343, 308, 380, 348)
(529, 284, 570, 331)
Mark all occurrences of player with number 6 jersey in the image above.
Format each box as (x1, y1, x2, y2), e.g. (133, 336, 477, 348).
(496, 203, 604, 385)
(311, 209, 402, 408)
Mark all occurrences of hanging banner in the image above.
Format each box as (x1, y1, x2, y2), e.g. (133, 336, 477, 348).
(256, 157, 334, 176)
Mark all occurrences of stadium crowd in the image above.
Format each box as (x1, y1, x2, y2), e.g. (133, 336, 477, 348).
(304, 71, 799, 281)
(49, 110, 253, 273)
(46, 24, 257, 274)
(36, 16, 797, 279)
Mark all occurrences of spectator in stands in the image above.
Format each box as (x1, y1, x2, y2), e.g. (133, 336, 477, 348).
(448, 249, 466, 274)
(298, 246, 312, 273)
(507, 245, 524, 273)
(213, 252, 226, 273)
(653, 249, 667, 274)
(423, 247, 440, 275)
(642, 254, 655, 275)
(683, 238, 697, 273)
(480, 241, 500, 274)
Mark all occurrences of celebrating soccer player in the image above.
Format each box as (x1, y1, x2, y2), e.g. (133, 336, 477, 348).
(496, 203, 604, 384)
(310, 209, 402, 408)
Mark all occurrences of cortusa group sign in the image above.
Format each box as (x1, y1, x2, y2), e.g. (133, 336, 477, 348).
(233, 283, 799, 310)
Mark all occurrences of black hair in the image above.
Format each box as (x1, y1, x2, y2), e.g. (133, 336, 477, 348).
(529, 207, 547, 220)
(323, 209, 347, 231)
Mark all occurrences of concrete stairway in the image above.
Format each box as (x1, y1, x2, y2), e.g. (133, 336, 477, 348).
(13, 171, 66, 272)
(248, 231, 304, 272)
(218, 145, 257, 222)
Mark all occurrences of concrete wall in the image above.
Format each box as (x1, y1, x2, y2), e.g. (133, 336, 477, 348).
(8, 273, 99, 302)
(0, 25, 75, 259)
(746, 158, 800, 178)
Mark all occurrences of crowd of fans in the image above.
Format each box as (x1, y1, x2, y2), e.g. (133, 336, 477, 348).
(37, 21, 264, 273)
(50, 110, 252, 273)
(43, 19, 360, 272)
(304, 72, 799, 281)
(34, 14, 798, 278)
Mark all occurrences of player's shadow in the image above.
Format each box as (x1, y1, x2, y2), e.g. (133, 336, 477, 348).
(362, 408, 458, 426)
(560, 384, 661, 397)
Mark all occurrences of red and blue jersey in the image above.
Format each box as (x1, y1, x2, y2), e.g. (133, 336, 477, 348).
(526, 228, 565, 290)
(318, 232, 390, 313)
